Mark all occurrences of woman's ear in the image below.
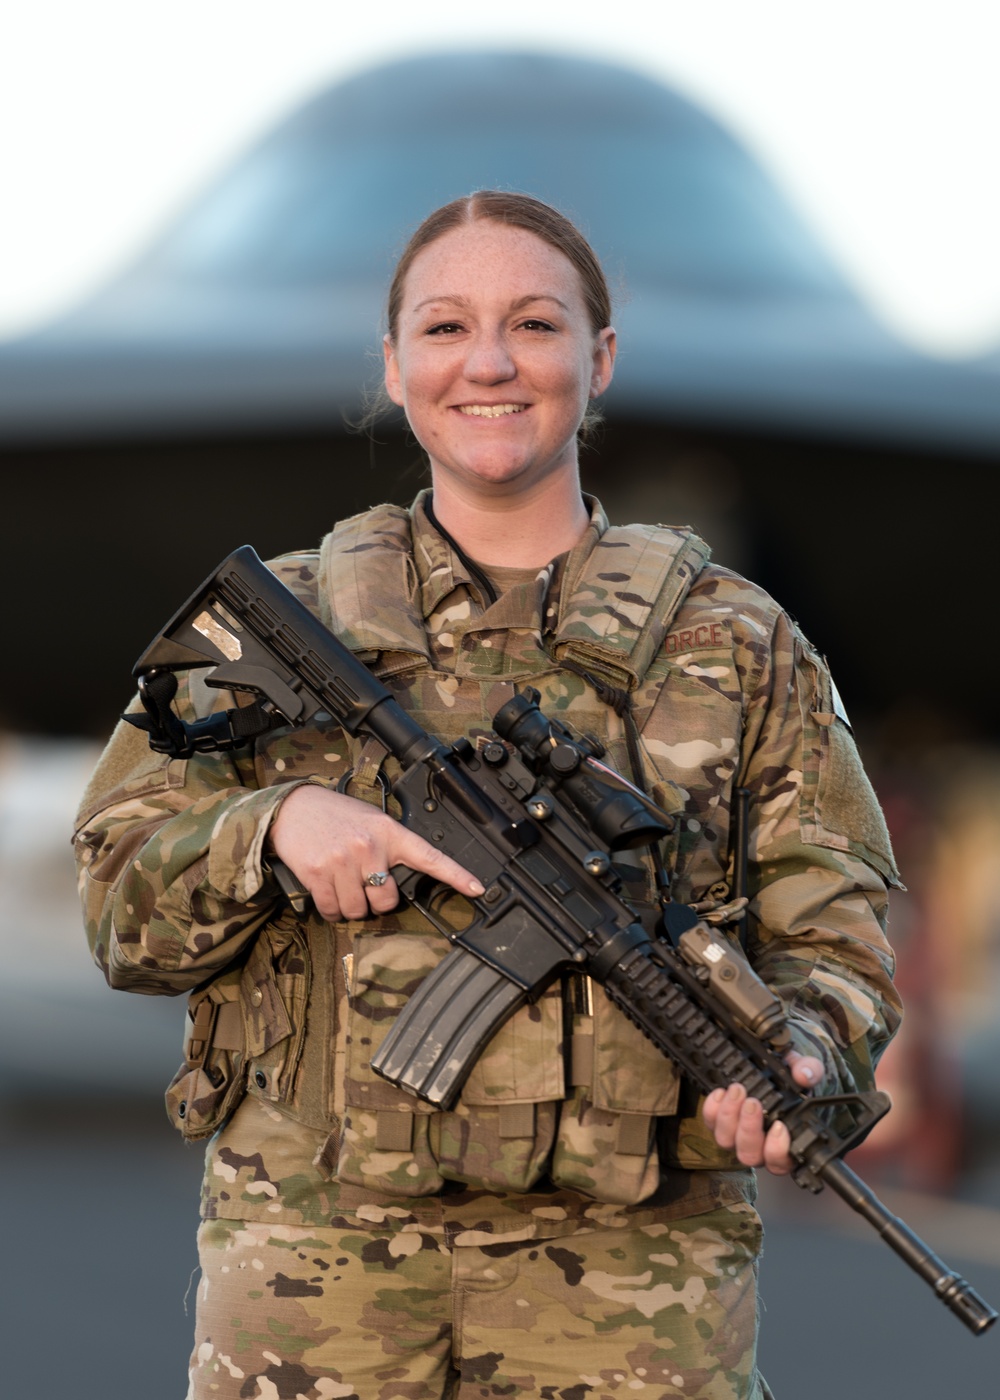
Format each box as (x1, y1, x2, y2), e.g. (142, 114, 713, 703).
(383, 334, 405, 407)
(590, 326, 616, 398)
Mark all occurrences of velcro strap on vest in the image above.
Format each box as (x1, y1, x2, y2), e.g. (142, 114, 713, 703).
(498, 1102, 536, 1139)
(571, 1033, 594, 1086)
(375, 1111, 414, 1152)
(212, 1001, 243, 1051)
(615, 1112, 653, 1156)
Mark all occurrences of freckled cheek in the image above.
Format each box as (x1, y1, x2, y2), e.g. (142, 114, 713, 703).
(401, 380, 446, 422)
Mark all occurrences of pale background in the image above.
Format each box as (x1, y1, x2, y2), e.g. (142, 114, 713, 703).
(1, 0, 999, 354)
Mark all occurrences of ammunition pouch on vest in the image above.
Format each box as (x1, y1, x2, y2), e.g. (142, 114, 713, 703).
(167, 912, 310, 1141)
(166, 965, 245, 1140)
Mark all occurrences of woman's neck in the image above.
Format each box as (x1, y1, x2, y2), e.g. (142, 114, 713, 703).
(429, 470, 590, 567)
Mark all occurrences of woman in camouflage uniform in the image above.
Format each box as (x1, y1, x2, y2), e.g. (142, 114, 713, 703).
(75, 192, 901, 1400)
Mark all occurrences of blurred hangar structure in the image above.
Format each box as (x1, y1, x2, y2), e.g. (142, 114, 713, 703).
(3, 48, 999, 451)
(1, 49, 997, 737)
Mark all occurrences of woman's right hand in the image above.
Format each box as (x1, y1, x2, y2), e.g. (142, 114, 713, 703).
(267, 784, 484, 922)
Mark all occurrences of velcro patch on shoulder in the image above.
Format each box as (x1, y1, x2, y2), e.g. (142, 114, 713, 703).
(74, 715, 185, 830)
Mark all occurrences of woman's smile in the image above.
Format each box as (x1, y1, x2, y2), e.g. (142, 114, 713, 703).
(454, 402, 527, 417)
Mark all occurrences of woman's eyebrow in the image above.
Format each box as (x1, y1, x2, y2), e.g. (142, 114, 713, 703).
(410, 294, 570, 314)
(508, 294, 570, 312)
(411, 295, 472, 313)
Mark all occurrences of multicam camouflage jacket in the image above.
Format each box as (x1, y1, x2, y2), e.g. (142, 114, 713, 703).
(74, 491, 902, 1243)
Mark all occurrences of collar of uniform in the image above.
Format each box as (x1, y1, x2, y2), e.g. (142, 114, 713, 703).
(409, 490, 477, 618)
(409, 488, 610, 626)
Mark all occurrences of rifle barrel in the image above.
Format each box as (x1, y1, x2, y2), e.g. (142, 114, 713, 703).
(820, 1159, 997, 1335)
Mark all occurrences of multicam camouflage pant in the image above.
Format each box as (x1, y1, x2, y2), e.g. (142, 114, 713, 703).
(187, 1202, 773, 1400)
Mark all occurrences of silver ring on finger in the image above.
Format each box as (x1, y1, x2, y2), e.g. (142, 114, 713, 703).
(364, 870, 389, 888)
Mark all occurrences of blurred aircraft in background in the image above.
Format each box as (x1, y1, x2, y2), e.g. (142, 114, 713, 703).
(3, 48, 999, 743)
(2, 48, 999, 454)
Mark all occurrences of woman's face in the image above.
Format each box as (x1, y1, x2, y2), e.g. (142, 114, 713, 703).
(384, 220, 615, 501)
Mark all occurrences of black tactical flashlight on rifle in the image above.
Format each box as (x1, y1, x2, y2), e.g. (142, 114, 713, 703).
(126, 545, 996, 1337)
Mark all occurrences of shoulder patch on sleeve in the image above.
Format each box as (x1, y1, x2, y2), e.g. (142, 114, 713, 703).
(795, 638, 901, 887)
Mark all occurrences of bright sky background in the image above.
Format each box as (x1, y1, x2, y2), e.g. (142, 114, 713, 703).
(1, 1, 998, 356)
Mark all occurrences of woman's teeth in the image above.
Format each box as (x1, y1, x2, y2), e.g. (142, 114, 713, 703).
(458, 404, 525, 417)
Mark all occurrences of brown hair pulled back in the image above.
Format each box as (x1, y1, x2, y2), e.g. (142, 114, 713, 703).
(386, 190, 612, 342)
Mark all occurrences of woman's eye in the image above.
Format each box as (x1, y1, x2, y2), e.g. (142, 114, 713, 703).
(426, 322, 464, 335)
(520, 319, 556, 333)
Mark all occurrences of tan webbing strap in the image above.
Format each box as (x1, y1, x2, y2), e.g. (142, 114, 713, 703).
(185, 1000, 216, 1067)
(353, 736, 390, 795)
(615, 1112, 653, 1157)
(375, 1111, 415, 1152)
(498, 1102, 536, 1139)
(571, 1033, 594, 1087)
(212, 1001, 244, 1051)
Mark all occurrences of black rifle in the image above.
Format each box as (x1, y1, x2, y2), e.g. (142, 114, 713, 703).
(126, 544, 995, 1336)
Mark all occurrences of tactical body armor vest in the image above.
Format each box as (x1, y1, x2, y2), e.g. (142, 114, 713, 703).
(169, 501, 754, 1205)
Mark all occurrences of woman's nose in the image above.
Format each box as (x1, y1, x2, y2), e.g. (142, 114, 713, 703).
(463, 330, 516, 383)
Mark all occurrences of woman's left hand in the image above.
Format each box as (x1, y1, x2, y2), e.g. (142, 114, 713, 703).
(701, 1051, 826, 1175)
